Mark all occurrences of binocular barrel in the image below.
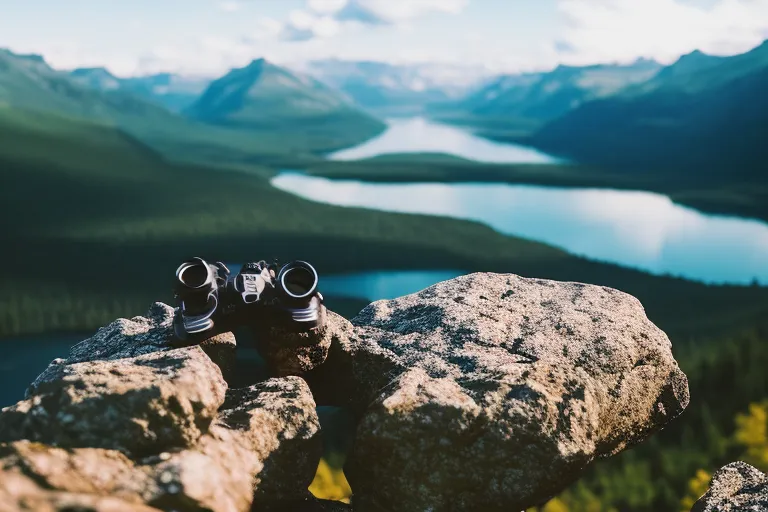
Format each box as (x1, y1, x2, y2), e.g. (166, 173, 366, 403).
(277, 261, 319, 303)
(174, 258, 220, 334)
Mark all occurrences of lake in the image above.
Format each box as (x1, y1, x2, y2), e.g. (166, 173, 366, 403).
(328, 117, 558, 164)
(271, 173, 768, 286)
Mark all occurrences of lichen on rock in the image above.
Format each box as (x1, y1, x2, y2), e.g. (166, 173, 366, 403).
(692, 461, 768, 511)
(310, 272, 690, 511)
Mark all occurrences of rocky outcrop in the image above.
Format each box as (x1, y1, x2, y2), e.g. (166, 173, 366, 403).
(1, 347, 227, 454)
(0, 305, 322, 512)
(310, 273, 689, 511)
(692, 462, 768, 511)
(0, 272, 690, 512)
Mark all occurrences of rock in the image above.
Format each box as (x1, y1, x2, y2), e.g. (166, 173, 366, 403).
(198, 331, 238, 383)
(27, 303, 237, 392)
(0, 347, 227, 455)
(217, 377, 323, 504)
(0, 470, 160, 512)
(692, 462, 768, 511)
(315, 273, 689, 511)
(0, 441, 154, 501)
(0, 377, 323, 512)
(254, 306, 332, 376)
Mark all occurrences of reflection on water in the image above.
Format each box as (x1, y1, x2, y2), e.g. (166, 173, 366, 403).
(271, 173, 768, 285)
(328, 117, 558, 164)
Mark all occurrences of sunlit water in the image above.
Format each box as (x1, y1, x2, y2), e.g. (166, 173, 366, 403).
(328, 117, 558, 164)
(271, 173, 768, 286)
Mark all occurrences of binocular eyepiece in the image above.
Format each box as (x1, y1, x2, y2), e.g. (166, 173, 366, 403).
(172, 257, 324, 343)
(175, 258, 229, 334)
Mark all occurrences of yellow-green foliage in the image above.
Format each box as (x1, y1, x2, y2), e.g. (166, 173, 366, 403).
(679, 399, 768, 511)
(734, 401, 768, 471)
(679, 469, 712, 511)
(309, 458, 352, 503)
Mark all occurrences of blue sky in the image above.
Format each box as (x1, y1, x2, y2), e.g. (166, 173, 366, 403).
(2, 0, 767, 77)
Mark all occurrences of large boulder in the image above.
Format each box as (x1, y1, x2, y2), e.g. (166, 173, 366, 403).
(27, 302, 237, 391)
(0, 347, 227, 455)
(310, 273, 689, 511)
(692, 462, 768, 511)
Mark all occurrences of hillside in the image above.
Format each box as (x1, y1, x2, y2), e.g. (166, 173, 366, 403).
(0, 49, 180, 128)
(532, 41, 768, 180)
(0, 49, 383, 164)
(186, 58, 385, 140)
(431, 59, 661, 135)
(2, 105, 768, 342)
(70, 67, 210, 112)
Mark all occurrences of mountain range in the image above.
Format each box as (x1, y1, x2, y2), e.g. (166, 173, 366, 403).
(2, 40, 766, 187)
(185, 58, 383, 135)
(69, 68, 210, 112)
(531, 41, 768, 179)
(430, 58, 663, 134)
(0, 49, 384, 160)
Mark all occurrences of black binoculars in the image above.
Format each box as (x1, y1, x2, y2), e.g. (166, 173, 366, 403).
(172, 257, 325, 344)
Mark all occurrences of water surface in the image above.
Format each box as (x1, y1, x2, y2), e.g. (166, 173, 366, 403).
(328, 117, 558, 164)
(271, 173, 768, 285)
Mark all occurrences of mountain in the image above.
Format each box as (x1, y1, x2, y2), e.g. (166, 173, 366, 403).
(0, 49, 383, 160)
(532, 40, 768, 179)
(299, 59, 491, 115)
(433, 59, 662, 133)
(70, 68, 211, 112)
(185, 58, 385, 138)
(0, 49, 186, 127)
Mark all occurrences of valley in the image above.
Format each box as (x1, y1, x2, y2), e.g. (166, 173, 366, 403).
(0, 35, 767, 511)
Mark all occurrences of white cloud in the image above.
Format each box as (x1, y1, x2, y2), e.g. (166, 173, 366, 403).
(280, 10, 341, 41)
(308, 0, 349, 14)
(218, 1, 242, 13)
(557, 0, 768, 65)
(305, 0, 469, 25)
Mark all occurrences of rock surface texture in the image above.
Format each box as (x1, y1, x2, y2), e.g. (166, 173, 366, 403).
(310, 273, 690, 511)
(0, 304, 322, 512)
(0, 273, 690, 512)
(692, 462, 768, 512)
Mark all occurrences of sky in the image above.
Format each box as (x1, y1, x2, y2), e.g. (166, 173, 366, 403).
(1, 0, 768, 77)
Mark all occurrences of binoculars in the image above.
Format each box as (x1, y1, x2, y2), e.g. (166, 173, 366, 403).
(172, 257, 325, 344)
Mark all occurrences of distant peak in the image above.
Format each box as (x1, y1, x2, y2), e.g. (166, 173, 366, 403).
(680, 49, 709, 60)
(72, 67, 116, 77)
(247, 58, 268, 68)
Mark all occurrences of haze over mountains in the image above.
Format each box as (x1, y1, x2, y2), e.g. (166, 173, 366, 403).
(69, 68, 210, 112)
(1, 38, 766, 185)
(297, 60, 491, 115)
